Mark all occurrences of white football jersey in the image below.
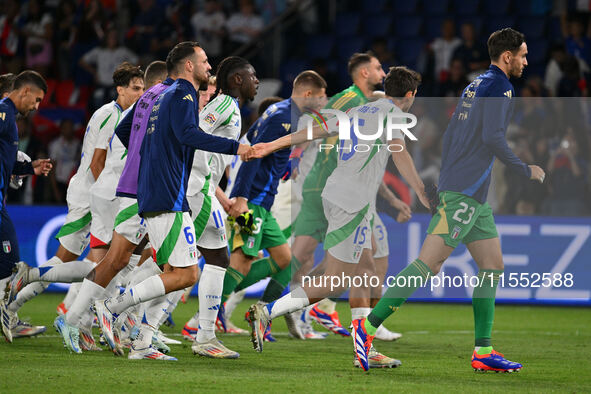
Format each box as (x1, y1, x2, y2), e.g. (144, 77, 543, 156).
(67, 101, 123, 205)
(187, 94, 242, 196)
(322, 99, 404, 213)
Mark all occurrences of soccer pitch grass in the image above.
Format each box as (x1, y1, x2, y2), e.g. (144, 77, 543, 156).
(1, 294, 589, 393)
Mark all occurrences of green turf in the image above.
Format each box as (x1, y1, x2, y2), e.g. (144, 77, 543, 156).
(0, 294, 589, 393)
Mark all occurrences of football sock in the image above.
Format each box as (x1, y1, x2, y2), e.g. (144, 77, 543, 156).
(28, 259, 95, 283)
(261, 256, 303, 303)
(63, 281, 82, 310)
(350, 307, 371, 321)
(475, 346, 493, 355)
(196, 264, 226, 342)
(7, 256, 64, 312)
(65, 279, 105, 326)
(114, 253, 141, 286)
(317, 298, 337, 314)
(234, 257, 280, 291)
(221, 267, 245, 304)
(472, 269, 502, 347)
(267, 287, 310, 320)
(225, 289, 246, 319)
(367, 259, 433, 329)
(157, 290, 182, 327)
(105, 275, 165, 315)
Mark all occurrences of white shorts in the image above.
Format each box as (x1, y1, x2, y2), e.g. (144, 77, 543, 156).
(271, 180, 295, 240)
(322, 198, 372, 264)
(187, 192, 227, 250)
(55, 203, 91, 256)
(113, 197, 147, 245)
(371, 212, 389, 259)
(145, 211, 198, 268)
(89, 194, 118, 247)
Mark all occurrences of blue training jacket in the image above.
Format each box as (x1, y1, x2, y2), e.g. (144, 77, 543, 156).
(231, 98, 300, 210)
(438, 65, 531, 204)
(138, 78, 240, 215)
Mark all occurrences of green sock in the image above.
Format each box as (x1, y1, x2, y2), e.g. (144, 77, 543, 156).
(472, 269, 502, 347)
(476, 346, 493, 355)
(221, 267, 245, 304)
(364, 318, 378, 336)
(367, 259, 433, 329)
(261, 256, 302, 303)
(234, 257, 280, 292)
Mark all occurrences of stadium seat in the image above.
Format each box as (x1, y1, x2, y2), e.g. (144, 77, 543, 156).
(485, 16, 517, 35)
(364, 15, 392, 38)
(361, 0, 389, 15)
(514, 0, 532, 15)
(335, 13, 360, 37)
(306, 35, 335, 60)
(423, 0, 449, 15)
(40, 79, 57, 108)
(395, 16, 422, 38)
(453, 0, 480, 15)
(337, 37, 365, 60)
(519, 17, 547, 39)
(392, 0, 420, 15)
(456, 16, 483, 37)
(483, 0, 511, 15)
(526, 39, 548, 65)
(424, 17, 446, 41)
(395, 38, 425, 69)
(547, 17, 563, 43)
(55, 80, 75, 107)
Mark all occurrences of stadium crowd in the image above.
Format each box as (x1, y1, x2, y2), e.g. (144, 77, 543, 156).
(0, 0, 590, 215)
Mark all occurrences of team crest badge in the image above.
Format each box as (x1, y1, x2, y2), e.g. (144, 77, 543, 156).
(2, 241, 11, 253)
(189, 246, 197, 259)
(353, 245, 362, 260)
(204, 113, 216, 125)
(247, 236, 255, 249)
(451, 226, 462, 240)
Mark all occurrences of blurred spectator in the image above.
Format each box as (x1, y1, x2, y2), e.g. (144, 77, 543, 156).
(562, 16, 591, 68)
(75, 0, 105, 46)
(544, 43, 568, 95)
(557, 55, 588, 96)
(226, 0, 264, 52)
(370, 38, 395, 70)
(49, 119, 80, 203)
(54, 0, 77, 80)
(22, 0, 54, 74)
(430, 19, 462, 82)
(80, 28, 138, 109)
(127, 0, 161, 56)
(452, 23, 489, 79)
(545, 129, 588, 215)
(438, 58, 469, 97)
(409, 102, 440, 186)
(0, 0, 24, 73)
(311, 58, 339, 96)
(191, 0, 226, 65)
(152, 2, 190, 63)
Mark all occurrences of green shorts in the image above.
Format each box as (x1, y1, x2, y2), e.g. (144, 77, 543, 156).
(427, 191, 498, 248)
(293, 190, 328, 243)
(229, 202, 287, 257)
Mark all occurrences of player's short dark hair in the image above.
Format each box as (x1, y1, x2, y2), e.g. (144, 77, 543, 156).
(166, 41, 201, 74)
(293, 70, 326, 91)
(384, 66, 421, 98)
(144, 60, 168, 88)
(347, 52, 375, 77)
(112, 62, 143, 87)
(13, 70, 47, 94)
(0, 73, 16, 96)
(257, 96, 283, 116)
(211, 56, 251, 101)
(487, 28, 526, 61)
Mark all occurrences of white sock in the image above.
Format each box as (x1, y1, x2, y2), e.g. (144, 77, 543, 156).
(63, 282, 82, 309)
(7, 256, 64, 312)
(29, 260, 94, 283)
(126, 257, 161, 287)
(65, 279, 105, 326)
(114, 254, 141, 286)
(0, 277, 9, 300)
(105, 275, 165, 315)
(133, 323, 155, 349)
(157, 290, 182, 327)
(268, 287, 310, 320)
(186, 313, 199, 328)
(350, 307, 371, 321)
(196, 264, 226, 343)
(225, 288, 246, 319)
(317, 298, 337, 314)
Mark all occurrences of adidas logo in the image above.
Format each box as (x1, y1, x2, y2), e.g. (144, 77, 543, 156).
(503, 90, 512, 98)
(282, 123, 291, 131)
(183, 94, 194, 102)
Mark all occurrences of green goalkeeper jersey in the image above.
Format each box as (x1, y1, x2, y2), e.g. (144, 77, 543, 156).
(302, 84, 368, 193)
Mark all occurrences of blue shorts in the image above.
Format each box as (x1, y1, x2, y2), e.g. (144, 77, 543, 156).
(0, 207, 20, 280)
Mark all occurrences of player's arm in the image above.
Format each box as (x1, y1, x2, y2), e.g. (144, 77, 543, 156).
(215, 186, 233, 213)
(482, 97, 544, 182)
(389, 138, 429, 209)
(171, 94, 248, 155)
(115, 102, 136, 149)
(378, 180, 411, 221)
(89, 148, 106, 180)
